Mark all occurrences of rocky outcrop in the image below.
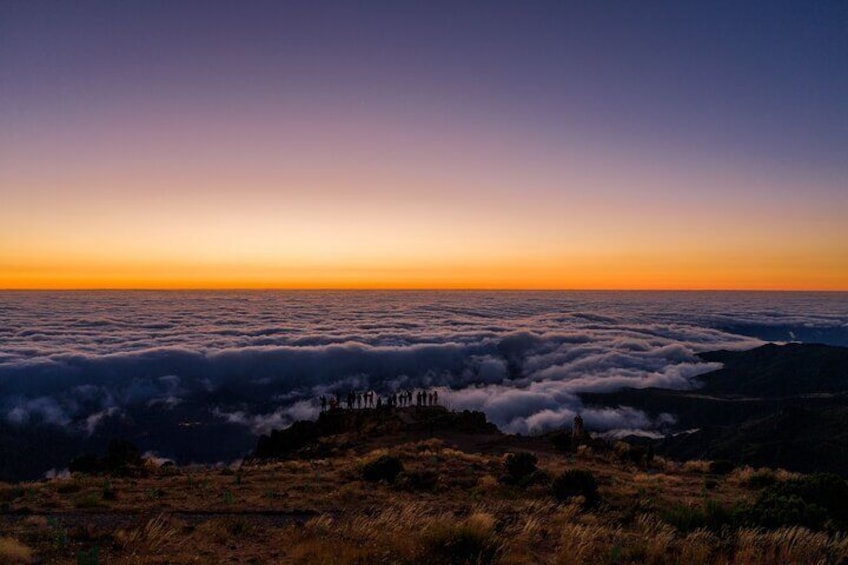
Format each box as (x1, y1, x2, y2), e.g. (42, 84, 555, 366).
(254, 406, 498, 459)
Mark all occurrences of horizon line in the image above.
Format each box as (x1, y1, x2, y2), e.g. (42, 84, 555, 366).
(1, 287, 847, 293)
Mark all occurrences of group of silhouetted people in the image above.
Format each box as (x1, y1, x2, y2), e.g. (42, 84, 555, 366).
(318, 388, 439, 412)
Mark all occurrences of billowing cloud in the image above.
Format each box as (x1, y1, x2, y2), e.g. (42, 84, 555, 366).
(0, 291, 845, 453)
(214, 400, 318, 435)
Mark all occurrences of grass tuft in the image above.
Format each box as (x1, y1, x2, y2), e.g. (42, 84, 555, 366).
(0, 537, 33, 563)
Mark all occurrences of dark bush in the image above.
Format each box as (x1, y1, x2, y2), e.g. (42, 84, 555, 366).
(552, 469, 599, 505)
(76, 547, 100, 565)
(106, 440, 141, 469)
(68, 454, 100, 475)
(661, 499, 742, 533)
(504, 452, 538, 483)
(747, 473, 848, 530)
(748, 492, 827, 530)
(101, 480, 117, 501)
(419, 515, 500, 565)
(69, 440, 144, 476)
(400, 470, 440, 491)
(56, 482, 82, 495)
(708, 460, 735, 476)
(615, 443, 651, 467)
(521, 469, 551, 488)
(362, 455, 404, 483)
(548, 431, 573, 452)
(743, 470, 778, 489)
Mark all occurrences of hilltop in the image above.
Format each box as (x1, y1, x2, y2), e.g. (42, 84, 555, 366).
(254, 405, 520, 460)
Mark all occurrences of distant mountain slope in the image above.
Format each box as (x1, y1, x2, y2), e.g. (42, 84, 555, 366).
(581, 343, 848, 474)
(659, 405, 848, 474)
(697, 343, 848, 397)
(717, 323, 848, 347)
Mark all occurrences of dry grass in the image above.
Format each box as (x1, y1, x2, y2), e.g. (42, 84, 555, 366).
(117, 513, 182, 556)
(731, 526, 848, 564)
(279, 502, 504, 563)
(727, 465, 802, 488)
(2, 440, 847, 563)
(0, 537, 33, 563)
(682, 460, 711, 474)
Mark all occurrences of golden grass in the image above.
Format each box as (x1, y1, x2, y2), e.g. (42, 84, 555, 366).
(118, 513, 182, 556)
(0, 537, 33, 563)
(731, 526, 848, 565)
(682, 460, 711, 474)
(2, 440, 847, 564)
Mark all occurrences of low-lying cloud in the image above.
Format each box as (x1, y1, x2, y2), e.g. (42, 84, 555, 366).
(1, 291, 845, 450)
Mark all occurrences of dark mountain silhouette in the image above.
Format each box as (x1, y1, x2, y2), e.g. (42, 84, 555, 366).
(697, 343, 848, 397)
(582, 343, 848, 474)
(717, 323, 848, 347)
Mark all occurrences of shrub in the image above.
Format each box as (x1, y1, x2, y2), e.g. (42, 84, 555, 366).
(504, 452, 537, 483)
(615, 442, 651, 467)
(548, 431, 573, 452)
(0, 537, 32, 563)
(73, 492, 103, 509)
(747, 473, 848, 530)
(69, 440, 144, 476)
(743, 469, 778, 489)
(56, 481, 82, 495)
(661, 499, 742, 533)
(76, 546, 99, 565)
(552, 469, 599, 505)
(418, 512, 500, 564)
(101, 479, 117, 501)
(520, 469, 551, 488)
(105, 440, 142, 472)
(362, 455, 404, 483)
(399, 470, 439, 491)
(709, 460, 735, 476)
(748, 492, 827, 531)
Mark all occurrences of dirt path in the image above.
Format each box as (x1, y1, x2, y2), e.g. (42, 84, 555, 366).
(0, 509, 320, 529)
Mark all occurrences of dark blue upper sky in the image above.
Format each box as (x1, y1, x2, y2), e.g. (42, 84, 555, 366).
(1, 1, 847, 289)
(3, 0, 846, 171)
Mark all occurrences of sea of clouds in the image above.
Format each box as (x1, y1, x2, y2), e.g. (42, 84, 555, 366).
(1, 291, 847, 442)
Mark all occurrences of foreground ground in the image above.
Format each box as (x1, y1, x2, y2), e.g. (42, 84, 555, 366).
(4, 420, 848, 564)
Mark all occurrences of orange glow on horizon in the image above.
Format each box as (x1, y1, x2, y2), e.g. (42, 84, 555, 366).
(3, 2, 847, 294)
(3, 248, 846, 291)
(3, 112, 846, 293)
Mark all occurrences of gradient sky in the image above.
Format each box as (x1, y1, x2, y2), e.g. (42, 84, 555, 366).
(1, 1, 847, 290)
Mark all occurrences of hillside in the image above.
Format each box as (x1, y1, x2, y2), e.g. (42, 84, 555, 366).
(581, 343, 848, 474)
(4, 406, 848, 563)
(697, 343, 848, 397)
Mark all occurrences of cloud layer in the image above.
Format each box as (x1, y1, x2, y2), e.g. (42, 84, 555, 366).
(1, 291, 846, 444)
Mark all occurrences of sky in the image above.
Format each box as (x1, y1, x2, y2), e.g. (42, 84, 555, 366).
(1, 0, 846, 290)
